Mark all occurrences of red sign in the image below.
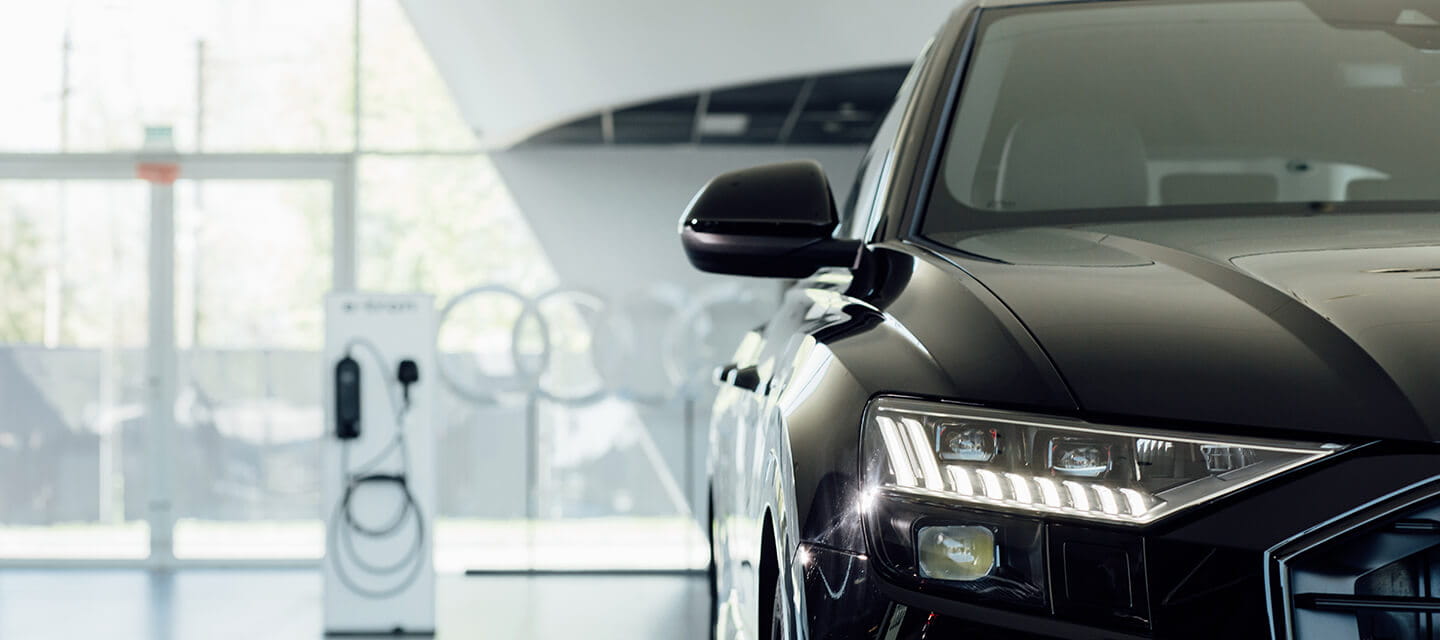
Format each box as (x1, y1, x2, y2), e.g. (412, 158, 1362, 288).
(136, 163, 180, 184)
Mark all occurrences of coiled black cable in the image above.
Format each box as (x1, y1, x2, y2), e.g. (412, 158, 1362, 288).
(329, 339, 427, 600)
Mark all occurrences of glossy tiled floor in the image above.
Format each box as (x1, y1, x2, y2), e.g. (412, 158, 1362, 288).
(0, 570, 707, 639)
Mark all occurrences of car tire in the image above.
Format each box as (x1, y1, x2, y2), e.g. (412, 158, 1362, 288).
(769, 574, 790, 640)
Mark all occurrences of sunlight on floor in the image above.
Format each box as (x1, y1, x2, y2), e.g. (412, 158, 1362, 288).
(0, 517, 708, 570)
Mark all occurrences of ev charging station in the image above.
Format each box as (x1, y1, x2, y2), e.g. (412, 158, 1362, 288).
(322, 293, 437, 635)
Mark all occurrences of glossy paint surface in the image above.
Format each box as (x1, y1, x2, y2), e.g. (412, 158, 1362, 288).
(707, 241, 1440, 638)
(700, 3, 1440, 640)
(939, 213, 1440, 442)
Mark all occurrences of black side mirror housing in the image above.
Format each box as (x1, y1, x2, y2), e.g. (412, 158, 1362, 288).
(678, 160, 862, 278)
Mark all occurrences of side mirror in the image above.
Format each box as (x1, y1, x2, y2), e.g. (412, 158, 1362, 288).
(678, 160, 862, 278)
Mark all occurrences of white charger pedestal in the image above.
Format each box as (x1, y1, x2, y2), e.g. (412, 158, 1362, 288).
(322, 293, 437, 635)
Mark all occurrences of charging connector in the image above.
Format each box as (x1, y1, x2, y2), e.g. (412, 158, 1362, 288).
(397, 359, 419, 405)
(335, 356, 362, 440)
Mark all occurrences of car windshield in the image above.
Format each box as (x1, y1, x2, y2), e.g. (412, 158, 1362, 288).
(922, 0, 1440, 238)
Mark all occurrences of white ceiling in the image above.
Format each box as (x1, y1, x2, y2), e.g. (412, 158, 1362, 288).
(400, 0, 960, 149)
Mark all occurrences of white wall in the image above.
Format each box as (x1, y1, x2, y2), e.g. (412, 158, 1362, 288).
(491, 146, 866, 294)
(402, 0, 960, 148)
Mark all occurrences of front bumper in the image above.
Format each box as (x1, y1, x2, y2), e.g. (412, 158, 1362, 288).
(799, 545, 1201, 640)
(797, 443, 1440, 639)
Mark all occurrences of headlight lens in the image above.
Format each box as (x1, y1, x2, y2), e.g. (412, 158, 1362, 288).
(917, 525, 997, 581)
(863, 397, 1343, 525)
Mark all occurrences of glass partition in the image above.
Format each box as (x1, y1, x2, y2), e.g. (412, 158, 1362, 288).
(0, 180, 150, 559)
(171, 180, 332, 559)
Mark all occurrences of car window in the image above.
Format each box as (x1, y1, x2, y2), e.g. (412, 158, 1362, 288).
(922, 0, 1440, 237)
(838, 40, 932, 241)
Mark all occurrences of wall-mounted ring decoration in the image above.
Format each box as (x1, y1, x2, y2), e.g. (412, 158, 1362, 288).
(437, 282, 775, 408)
(436, 284, 538, 405)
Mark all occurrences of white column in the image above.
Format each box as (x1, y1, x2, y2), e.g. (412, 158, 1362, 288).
(332, 157, 357, 292)
(146, 178, 177, 565)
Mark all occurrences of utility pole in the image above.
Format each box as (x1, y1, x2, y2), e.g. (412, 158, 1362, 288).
(45, 29, 74, 348)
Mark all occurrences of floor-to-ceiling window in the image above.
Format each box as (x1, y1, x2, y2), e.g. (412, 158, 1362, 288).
(0, 180, 149, 559)
(0, 0, 748, 571)
(170, 178, 335, 560)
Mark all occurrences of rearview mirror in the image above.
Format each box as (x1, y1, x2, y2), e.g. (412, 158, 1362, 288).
(678, 161, 862, 278)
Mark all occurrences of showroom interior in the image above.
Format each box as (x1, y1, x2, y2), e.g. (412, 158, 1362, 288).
(0, 0, 954, 638)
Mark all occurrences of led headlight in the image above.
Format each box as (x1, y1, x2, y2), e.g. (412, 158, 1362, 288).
(863, 397, 1343, 525)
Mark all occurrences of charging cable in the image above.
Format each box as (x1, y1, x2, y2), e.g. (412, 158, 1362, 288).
(329, 337, 426, 600)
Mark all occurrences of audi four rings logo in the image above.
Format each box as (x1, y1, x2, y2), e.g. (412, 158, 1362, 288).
(435, 283, 770, 407)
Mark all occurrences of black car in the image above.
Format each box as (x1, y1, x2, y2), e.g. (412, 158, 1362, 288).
(679, 0, 1440, 638)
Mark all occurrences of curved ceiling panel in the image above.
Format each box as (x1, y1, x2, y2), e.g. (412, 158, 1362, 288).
(520, 65, 913, 147)
(400, 0, 959, 149)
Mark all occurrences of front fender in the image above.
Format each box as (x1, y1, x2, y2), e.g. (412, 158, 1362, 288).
(777, 245, 1076, 555)
(718, 245, 1074, 640)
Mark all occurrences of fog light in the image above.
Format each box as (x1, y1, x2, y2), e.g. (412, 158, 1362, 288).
(917, 525, 997, 582)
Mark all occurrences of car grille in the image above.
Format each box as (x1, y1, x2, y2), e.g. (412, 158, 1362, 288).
(1270, 480, 1440, 640)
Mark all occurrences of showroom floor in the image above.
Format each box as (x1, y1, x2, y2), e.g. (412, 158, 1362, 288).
(0, 570, 707, 639)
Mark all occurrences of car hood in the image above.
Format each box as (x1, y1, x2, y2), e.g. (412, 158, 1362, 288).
(940, 213, 1440, 442)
